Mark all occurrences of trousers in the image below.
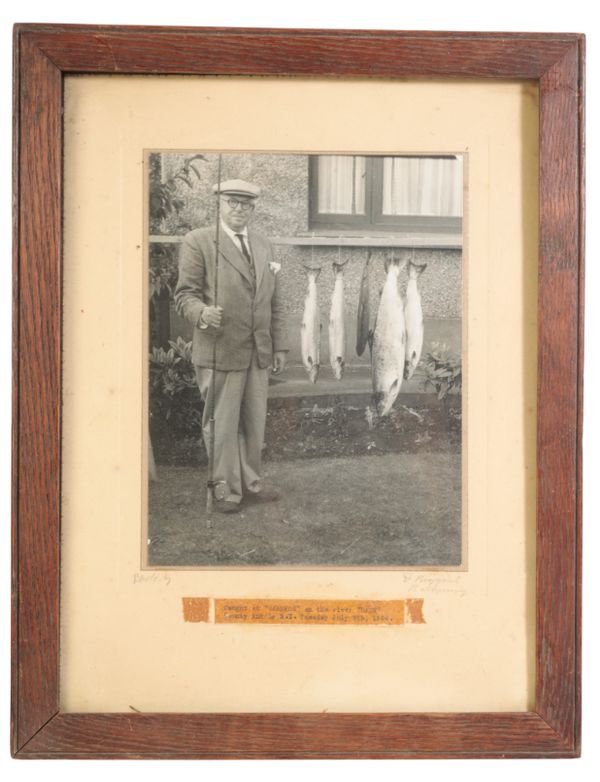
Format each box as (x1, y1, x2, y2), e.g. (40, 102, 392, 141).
(195, 354, 269, 503)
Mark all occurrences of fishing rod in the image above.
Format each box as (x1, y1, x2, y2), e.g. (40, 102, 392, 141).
(206, 153, 223, 528)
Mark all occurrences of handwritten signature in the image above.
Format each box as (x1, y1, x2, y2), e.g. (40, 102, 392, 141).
(132, 572, 171, 587)
(399, 573, 467, 597)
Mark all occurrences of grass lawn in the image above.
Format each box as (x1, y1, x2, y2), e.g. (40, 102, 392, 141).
(148, 452, 462, 567)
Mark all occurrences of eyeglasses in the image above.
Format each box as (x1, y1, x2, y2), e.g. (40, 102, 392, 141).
(222, 197, 255, 212)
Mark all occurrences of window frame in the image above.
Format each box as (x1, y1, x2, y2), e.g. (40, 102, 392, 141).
(309, 154, 463, 234)
(308, 155, 375, 231)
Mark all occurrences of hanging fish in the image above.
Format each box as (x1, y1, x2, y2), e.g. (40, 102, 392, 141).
(301, 265, 322, 383)
(372, 256, 407, 417)
(367, 283, 384, 360)
(329, 255, 349, 380)
(404, 260, 427, 380)
(356, 251, 372, 357)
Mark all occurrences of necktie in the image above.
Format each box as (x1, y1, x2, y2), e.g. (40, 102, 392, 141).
(236, 234, 255, 284)
(236, 234, 252, 265)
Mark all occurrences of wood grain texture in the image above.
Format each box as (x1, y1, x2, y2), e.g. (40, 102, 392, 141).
(575, 36, 585, 754)
(19, 713, 571, 759)
(537, 41, 583, 751)
(12, 30, 62, 753)
(21, 26, 574, 78)
(12, 25, 584, 759)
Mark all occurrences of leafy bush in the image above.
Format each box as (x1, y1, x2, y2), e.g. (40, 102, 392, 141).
(149, 153, 207, 233)
(149, 337, 202, 435)
(422, 342, 462, 400)
(149, 243, 179, 301)
(148, 153, 208, 357)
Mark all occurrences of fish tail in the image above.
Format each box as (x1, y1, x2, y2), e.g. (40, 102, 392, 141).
(408, 260, 428, 276)
(302, 263, 322, 279)
(384, 254, 406, 274)
(333, 257, 349, 273)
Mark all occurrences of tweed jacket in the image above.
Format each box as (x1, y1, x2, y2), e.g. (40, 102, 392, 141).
(174, 225, 287, 371)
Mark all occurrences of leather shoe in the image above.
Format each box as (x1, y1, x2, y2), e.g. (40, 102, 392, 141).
(214, 499, 241, 514)
(245, 487, 280, 504)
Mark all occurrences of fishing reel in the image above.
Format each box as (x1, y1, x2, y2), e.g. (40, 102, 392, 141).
(208, 480, 228, 501)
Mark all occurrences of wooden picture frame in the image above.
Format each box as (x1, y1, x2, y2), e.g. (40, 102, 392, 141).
(12, 24, 584, 758)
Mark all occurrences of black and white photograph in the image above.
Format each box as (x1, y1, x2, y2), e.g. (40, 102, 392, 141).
(147, 151, 464, 568)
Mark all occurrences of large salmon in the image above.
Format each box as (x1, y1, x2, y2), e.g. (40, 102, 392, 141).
(329, 258, 349, 380)
(355, 251, 372, 357)
(372, 258, 406, 417)
(404, 261, 427, 380)
(301, 266, 322, 383)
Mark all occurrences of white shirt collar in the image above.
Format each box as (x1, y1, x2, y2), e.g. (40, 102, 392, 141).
(221, 219, 248, 243)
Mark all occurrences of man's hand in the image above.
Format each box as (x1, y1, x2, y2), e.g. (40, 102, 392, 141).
(272, 351, 287, 374)
(201, 306, 223, 328)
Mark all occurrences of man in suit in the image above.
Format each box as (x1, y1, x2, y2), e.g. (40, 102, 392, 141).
(174, 179, 287, 514)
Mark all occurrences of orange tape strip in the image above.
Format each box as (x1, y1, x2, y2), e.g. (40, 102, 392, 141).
(405, 598, 426, 624)
(212, 598, 425, 625)
(182, 597, 210, 623)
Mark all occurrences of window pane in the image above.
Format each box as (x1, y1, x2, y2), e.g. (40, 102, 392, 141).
(382, 156, 463, 216)
(318, 156, 366, 214)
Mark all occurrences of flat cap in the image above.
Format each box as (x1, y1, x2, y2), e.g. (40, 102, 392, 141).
(212, 179, 261, 198)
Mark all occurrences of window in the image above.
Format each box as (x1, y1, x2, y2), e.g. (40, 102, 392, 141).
(309, 154, 463, 233)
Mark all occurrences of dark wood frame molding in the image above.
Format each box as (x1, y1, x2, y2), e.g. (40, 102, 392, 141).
(12, 25, 584, 759)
